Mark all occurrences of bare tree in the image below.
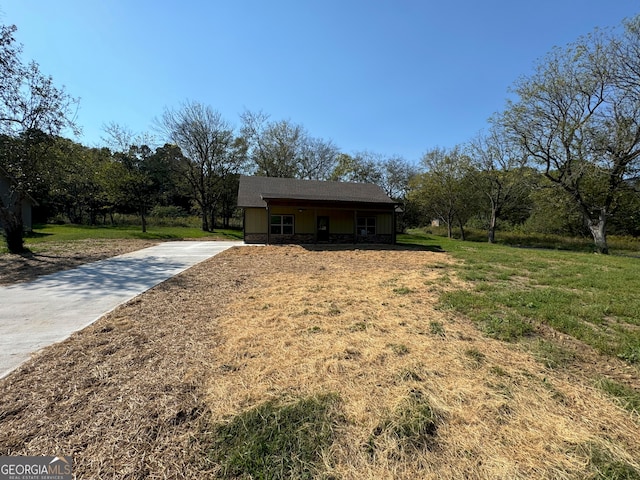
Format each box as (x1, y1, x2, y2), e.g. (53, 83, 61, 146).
(101, 121, 156, 152)
(467, 126, 531, 243)
(241, 110, 306, 178)
(157, 101, 246, 231)
(378, 156, 417, 201)
(298, 136, 339, 180)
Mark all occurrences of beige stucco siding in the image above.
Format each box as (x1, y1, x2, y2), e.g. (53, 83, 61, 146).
(244, 208, 267, 233)
(376, 213, 393, 234)
(245, 207, 315, 234)
(245, 207, 393, 236)
(317, 209, 353, 234)
(271, 207, 314, 233)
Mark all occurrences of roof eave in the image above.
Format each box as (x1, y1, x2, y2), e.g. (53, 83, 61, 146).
(260, 195, 396, 205)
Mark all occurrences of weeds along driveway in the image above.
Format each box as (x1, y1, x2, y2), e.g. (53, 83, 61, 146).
(0, 241, 243, 378)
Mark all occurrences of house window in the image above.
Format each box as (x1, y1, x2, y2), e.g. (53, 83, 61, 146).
(357, 217, 376, 235)
(271, 214, 294, 235)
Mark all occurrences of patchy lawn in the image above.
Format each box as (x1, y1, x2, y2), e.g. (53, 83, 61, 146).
(1, 245, 639, 479)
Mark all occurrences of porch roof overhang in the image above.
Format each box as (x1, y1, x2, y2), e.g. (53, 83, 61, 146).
(260, 195, 396, 211)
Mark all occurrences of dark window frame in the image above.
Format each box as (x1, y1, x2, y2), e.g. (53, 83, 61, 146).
(357, 216, 376, 235)
(270, 214, 294, 235)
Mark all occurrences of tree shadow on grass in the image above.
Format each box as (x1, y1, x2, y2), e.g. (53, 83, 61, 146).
(23, 231, 54, 239)
(0, 250, 95, 285)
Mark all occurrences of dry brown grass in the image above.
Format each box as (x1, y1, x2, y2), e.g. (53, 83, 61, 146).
(1, 245, 639, 479)
(0, 239, 158, 285)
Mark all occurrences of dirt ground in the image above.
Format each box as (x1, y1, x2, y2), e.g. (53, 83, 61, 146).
(1, 244, 639, 479)
(0, 239, 158, 285)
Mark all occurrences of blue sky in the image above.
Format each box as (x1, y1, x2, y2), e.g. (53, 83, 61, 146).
(2, 1, 638, 163)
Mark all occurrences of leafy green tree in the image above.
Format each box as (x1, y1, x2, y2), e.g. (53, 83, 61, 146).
(608, 182, 640, 236)
(147, 143, 192, 211)
(408, 147, 479, 239)
(0, 24, 78, 252)
(113, 145, 158, 232)
(43, 139, 111, 225)
(102, 123, 164, 231)
(524, 178, 585, 236)
(217, 173, 240, 228)
(330, 151, 383, 184)
(100, 160, 128, 224)
(501, 18, 640, 253)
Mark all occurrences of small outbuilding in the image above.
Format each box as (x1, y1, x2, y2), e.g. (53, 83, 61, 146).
(237, 175, 397, 245)
(0, 167, 36, 232)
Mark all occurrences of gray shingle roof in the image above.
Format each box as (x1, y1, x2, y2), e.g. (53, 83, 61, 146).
(237, 176, 396, 208)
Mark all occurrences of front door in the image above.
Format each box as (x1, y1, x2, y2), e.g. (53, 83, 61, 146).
(317, 216, 329, 242)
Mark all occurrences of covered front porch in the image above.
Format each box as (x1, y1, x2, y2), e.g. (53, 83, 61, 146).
(243, 199, 396, 245)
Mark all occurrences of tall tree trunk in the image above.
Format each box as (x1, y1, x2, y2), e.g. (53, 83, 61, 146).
(2, 215, 25, 253)
(458, 217, 466, 241)
(5, 223, 24, 253)
(586, 211, 608, 254)
(578, 203, 609, 254)
(210, 197, 220, 231)
(197, 199, 209, 231)
(488, 204, 498, 244)
(487, 226, 496, 244)
(141, 208, 147, 233)
(1, 196, 26, 253)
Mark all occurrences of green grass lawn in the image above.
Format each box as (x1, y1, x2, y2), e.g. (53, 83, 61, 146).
(28, 223, 242, 242)
(399, 230, 640, 365)
(0, 223, 243, 254)
(5, 225, 639, 366)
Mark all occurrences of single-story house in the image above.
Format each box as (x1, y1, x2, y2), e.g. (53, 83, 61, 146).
(0, 167, 36, 232)
(237, 175, 397, 244)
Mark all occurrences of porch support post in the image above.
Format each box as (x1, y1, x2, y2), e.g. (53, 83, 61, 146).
(392, 207, 397, 244)
(266, 202, 271, 245)
(353, 209, 358, 244)
(243, 208, 246, 243)
(314, 208, 318, 243)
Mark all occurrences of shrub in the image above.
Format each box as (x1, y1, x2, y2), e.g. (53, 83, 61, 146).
(149, 205, 188, 218)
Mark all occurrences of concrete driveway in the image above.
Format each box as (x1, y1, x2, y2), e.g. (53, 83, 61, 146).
(0, 241, 243, 379)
